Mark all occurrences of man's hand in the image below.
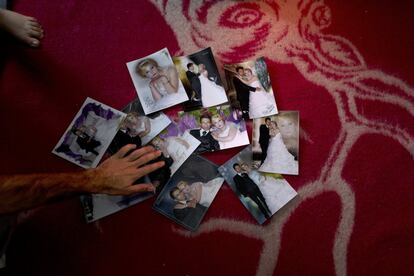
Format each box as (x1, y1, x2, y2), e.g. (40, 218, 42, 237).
(88, 145, 165, 195)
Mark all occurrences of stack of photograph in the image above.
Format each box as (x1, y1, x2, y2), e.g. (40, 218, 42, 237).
(51, 46, 300, 231)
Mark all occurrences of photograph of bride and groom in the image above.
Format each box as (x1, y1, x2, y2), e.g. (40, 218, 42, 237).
(253, 111, 299, 175)
(224, 57, 278, 119)
(153, 155, 224, 231)
(173, 47, 228, 111)
(178, 105, 250, 154)
(219, 146, 297, 224)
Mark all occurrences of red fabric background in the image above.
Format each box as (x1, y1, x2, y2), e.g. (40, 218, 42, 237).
(1, 1, 413, 275)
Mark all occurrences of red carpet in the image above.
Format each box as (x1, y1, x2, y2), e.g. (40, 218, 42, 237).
(1, 1, 413, 275)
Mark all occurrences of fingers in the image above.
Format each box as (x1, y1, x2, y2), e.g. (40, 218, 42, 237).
(113, 144, 137, 159)
(127, 146, 156, 162)
(132, 150, 162, 167)
(134, 161, 165, 179)
(123, 183, 156, 195)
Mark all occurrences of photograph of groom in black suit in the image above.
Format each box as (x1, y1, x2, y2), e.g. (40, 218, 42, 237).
(186, 63, 202, 102)
(232, 163, 271, 219)
(189, 113, 220, 154)
(232, 66, 260, 119)
(259, 117, 271, 164)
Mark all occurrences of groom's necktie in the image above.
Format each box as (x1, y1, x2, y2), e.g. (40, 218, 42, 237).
(202, 131, 207, 136)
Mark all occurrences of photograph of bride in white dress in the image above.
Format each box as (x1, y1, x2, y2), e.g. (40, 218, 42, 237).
(224, 57, 278, 119)
(252, 111, 299, 175)
(149, 120, 201, 175)
(127, 48, 188, 115)
(79, 98, 172, 223)
(218, 146, 297, 224)
(53, 97, 125, 169)
(177, 104, 249, 154)
(153, 155, 224, 231)
(173, 47, 228, 111)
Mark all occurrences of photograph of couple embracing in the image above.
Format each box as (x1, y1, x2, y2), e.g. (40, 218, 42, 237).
(219, 146, 297, 224)
(224, 57, 278, 119)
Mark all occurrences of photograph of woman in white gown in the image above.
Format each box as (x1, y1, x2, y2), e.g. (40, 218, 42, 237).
(153, 154, 224, 231)
(210, 114, 249, 150)
(241, 163, 297, 214)
(127, 48, 188, 114)
(224, 57, 278, 119)
(217, 146, 297, 224)
(259, 120, 299, 175)
(241, 68, 277, 118)
(53, 98, 125, 169)
(198, 64, 228, 108)
(176, 178, 223, 208)
(150, 131, 200, 175)
(173, 47, 228, 111)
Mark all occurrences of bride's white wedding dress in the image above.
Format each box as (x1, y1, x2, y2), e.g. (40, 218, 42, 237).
(248, 170, 297, 214)
(259, 132, 298, 175)
(199, 72, 228, 107)
(248, 80, 277, 118)
(214, 122, 249, 149)
(198, 177, 223, 207)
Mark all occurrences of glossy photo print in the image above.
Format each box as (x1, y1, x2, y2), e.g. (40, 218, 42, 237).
(218, 146, 297, 224)
(80, 98, 172, 223)
(177, 104, 250, 154)
(153, 155, 224, 231)
(173, 47, 228, 111)
(52, 97, 125, 169)
(224, 57, 278, 120)
(127, 48, 189, 114)
(252, 111, 299, 175)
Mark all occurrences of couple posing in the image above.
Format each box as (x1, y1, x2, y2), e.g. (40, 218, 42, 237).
(259, 117, 298, 175)
(233, 163, 273, 219)
(232, 66, 276, 119)
(190, 113, 249, 153)
(186, 63, 228, 107)
(170, 180, 218, 227)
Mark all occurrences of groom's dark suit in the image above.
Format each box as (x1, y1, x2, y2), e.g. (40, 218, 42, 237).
(190, 128, 220, 154)
(233, 173, 271, 219)
(259, 124, 270, 163)
(186, 70, 202, 100)
(232, 76, 256, 118)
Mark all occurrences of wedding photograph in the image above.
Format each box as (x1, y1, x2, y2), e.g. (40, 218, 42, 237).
(252, 111, 300, 175)
(153, 155, 224, 231)
(80, 98, 173, 223)
(173, 47, 228, 111)
(176, 104, 249, 154)
(218, 146, 297, 224)
(80, 188, 154, 223)
(127, 48, 189, 114)
(150, 122, 201, 175)
(224, 57, 278, 119)
(52, 97, 125, 169)
(121, 97, 171, 146)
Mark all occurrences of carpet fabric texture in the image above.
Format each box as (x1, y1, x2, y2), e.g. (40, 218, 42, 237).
(0, 1, 413, 275)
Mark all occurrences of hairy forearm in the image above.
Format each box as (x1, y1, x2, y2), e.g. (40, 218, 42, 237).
(0, 170, 96, 215)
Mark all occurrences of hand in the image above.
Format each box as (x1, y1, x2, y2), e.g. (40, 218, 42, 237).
(255, 87, 261, 92)
(88, 145, 165, 195)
